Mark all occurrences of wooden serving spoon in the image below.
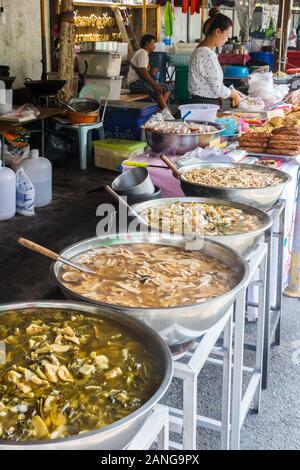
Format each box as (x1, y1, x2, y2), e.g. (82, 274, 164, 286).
(18, 238, 95, 275)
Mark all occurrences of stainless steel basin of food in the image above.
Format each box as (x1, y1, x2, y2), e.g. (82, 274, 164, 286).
(178, 163, 291, 211)
(133, 197, 272, 255)
(144, 120, 223, 155)
(0, 300, 173, 450)
(52, 233, 249, 348)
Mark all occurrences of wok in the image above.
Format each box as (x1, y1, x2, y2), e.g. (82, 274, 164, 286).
(24, 78, 66, 96)
(0, 300, 173, 450)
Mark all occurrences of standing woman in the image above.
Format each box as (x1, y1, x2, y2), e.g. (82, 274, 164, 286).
(188, 8, 240, 106)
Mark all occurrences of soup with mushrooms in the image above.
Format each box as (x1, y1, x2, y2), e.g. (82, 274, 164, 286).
(60, 243, 238, 308)
(139, 202, 263, 236)
(0, 308, 160, 441)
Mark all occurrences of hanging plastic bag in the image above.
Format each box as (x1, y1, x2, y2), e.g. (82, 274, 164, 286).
(16, 167, 35, 216)
(248, 72, 289, 106)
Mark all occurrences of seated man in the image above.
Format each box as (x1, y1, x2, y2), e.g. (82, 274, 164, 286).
(127, 34, 170, 110)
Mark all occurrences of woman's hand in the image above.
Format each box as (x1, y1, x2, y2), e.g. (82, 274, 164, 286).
(230, 91, 241, 108)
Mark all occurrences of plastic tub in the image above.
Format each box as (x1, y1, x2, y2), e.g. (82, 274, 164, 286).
(179, 103, 219, 122)
(223, 65, 249, 79)
(0, 89, 12, 115)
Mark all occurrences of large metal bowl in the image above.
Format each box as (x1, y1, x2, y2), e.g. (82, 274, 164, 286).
(178, 163, 291, 210)
(52, 233, 249, 348)
(145, 120, 223, 155)
(0, 300, 173, 450)
(133, 197, 272, 255)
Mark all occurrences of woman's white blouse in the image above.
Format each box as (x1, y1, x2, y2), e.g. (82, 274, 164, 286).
(188, 46, 231, 99)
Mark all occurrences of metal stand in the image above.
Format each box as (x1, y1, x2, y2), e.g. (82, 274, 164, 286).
(231, 242, 267, 450)
(166, 242, 267, 451)
(245, 200, 286, 389)
(264, 201, 285, 387)
(127, 405, 169, 450)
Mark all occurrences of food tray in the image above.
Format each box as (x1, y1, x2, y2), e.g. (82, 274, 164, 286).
(247, 151, 300, 163)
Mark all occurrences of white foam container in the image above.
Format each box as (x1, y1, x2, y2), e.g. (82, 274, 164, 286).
(79, 51, 122, 78)
(85, 76, 123, 100)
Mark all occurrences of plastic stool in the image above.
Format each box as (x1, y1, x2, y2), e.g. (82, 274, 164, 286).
(56, 122, 105, 170)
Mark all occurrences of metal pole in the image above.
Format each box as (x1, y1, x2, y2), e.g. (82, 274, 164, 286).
(40, 0, 47, 78)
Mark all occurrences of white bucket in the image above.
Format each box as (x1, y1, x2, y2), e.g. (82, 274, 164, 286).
(179, 103, 219, 122)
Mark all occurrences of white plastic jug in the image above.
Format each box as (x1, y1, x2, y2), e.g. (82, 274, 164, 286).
(0, 161, 16, 221)
(17, 149, 52, 207)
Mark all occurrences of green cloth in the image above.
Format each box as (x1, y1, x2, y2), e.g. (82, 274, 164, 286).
(164, 1, 173, 37)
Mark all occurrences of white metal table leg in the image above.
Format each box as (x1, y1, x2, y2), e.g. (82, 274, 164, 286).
(221, 312, 233, 450)
(183, 375, 197, 450)
(127, 405, 169, 450)
(252, 249, 267, 412)
(231, 287, 246, 450)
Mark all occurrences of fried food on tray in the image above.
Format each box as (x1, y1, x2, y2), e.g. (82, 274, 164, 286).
(272, 125, 300, 136)
(266, 148, 299, 156)
(239, 147, 268, 153)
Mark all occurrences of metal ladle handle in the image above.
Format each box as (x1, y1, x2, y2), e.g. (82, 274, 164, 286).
(104, 185, 148, 227)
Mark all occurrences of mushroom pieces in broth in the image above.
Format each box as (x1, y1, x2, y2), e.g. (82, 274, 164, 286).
(0, 308, 160, 441)
(182, 167, 284, 189)
(139, 202, 263, 236)
(60, 244, 239, 308)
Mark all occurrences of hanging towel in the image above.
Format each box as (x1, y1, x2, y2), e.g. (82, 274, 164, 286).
(164, 1, 173, 37)
(190, 0, 200, 15)
(182, 0, 189, 15)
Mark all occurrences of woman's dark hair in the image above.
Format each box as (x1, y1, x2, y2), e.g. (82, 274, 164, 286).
(203, 7, 233, 36)
(141, 34, 156, 48)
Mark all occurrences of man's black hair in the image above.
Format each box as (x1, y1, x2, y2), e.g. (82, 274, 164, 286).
(141, 34, 156, 48)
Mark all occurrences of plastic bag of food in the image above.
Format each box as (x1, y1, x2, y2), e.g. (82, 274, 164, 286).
(15, 103, 40, 120)
(16, 167, 35, 216)
(238, 96, 265, 112)
(161, 107, 175, 120)
(248, 72, 289, 106)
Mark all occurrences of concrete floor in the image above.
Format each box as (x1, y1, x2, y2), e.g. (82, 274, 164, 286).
(0, 161, 299, 450)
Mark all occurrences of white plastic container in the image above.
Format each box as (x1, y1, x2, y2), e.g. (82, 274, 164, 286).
(178, 104, 220, 122)
(79, 51, 122, 77)
(17, 149, 52, 207)
(0, 88, 13, 115)
(85, 76, 123, 100)
(0, 161, 16, 221)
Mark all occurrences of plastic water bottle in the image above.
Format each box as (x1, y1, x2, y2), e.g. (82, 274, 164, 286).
(17, 149, 52, 207)
(0, 161, 16, 221)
